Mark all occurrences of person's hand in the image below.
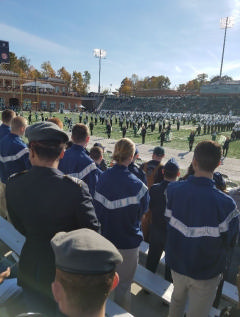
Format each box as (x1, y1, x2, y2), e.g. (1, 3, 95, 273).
(0, 267, 10, 284)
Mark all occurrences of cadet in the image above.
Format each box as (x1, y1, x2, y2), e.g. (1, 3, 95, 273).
(51, 229, 122, 317)
(94, 138, 149, 310)
(6, 122, 100, 316)
(146, 158, 180, 277)
(59, 123, 99, 197)
(165, 141, 239, 317)
(128, 148, 147, 185)
(141, 146, 165, 189)
(0, 116, 30, 184)
(0, 109, 16, 140)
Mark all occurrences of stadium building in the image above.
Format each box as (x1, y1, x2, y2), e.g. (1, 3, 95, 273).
(0, 69, 97, 112)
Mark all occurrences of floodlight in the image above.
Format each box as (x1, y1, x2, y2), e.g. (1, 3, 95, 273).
(220, 17, 234, 28)
(93, 49, 107, 58)
(93, 48, 107, 96)
(219, 17, 234, 79)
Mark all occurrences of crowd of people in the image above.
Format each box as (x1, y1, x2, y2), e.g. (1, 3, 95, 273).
(102, 95, 240, 115)
(0, 109, 239, 317)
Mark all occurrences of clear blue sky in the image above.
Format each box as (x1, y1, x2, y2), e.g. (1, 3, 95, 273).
(1, 0, 240, 92)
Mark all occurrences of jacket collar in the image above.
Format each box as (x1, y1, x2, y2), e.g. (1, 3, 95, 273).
(188, 175, 214, 186)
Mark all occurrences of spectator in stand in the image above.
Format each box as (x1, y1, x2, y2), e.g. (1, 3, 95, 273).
(51, 229, 122, 317)
(59, 123, 99, 197)
(93, 142, 107, 171)
(94, 138, 149, 310)
(141, 146, 165, 189)
(0, 109, 16, 140)
(128, 148, 147, 185)
(48, 117, 64, 130)
(89, 146, 104, 176)
(146, 158, 180, 278)
(165, 141, 239, 317)
(0, 116, 30, 184)
(6, 122, 99, 316)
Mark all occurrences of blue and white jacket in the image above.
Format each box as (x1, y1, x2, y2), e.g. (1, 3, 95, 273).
(94, 164, 149, 249)
(0, 133, 31, 183)
(165, 176, 239, 280)
(59, 144, 98, 197)
(0, 124, 10, 141)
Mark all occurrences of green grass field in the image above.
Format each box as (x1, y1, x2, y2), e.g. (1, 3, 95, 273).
(46, 112, 240, 159)
(5, 111, 240, 159)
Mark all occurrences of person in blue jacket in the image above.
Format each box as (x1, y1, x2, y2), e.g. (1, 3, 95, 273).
(0, 116, 30, 184)
(146, 158, 180, 279)
(0, 109, 16, 141)
(94, 138, 149, 310)
(165, 141, 239, 317)
(59, 123, 99, 197)
(128, 147, 147, 185)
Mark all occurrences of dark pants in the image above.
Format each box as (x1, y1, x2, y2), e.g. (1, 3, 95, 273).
(146, 229, 172, 282)
(146, 229, 164, 273)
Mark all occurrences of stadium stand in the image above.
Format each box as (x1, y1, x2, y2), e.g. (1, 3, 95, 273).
(102, 95, 240, 115)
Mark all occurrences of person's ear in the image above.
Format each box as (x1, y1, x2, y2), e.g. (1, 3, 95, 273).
(110, 272, 119, 291)
(177, 171, 180, 177)
(59, 150, 65, 159)
(52, 280, 66, 314)
(86, 135, 90, 144)
(29, 148, 35, 160)
(52, 280, 62, 303)
(192, 157, 197, 171)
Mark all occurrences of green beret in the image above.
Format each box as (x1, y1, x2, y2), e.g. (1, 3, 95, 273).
(51, 229, 123, 274)
(25, 122, 69, 143)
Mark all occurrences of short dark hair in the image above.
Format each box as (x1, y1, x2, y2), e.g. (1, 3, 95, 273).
(56, 269, 115, 315)
(194, 141, 221, 172)
(90, 146, 103, 161)
(72, 124, 89, 143)
(29, 140, 65, 161)
(2, 109, 15, 124)
(164, 169, 179, 179)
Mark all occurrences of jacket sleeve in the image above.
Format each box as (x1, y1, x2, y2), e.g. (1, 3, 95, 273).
(220, 200, 239, 249)
(76, 181, 100, 233)
(6, 182, 26, 236)
(83, 169, 99, 197)
(139, 184, 149, 218)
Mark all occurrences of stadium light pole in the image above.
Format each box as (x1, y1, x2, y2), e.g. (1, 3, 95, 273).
(219, 17, 234, 79)
(93, 49, 107, 99)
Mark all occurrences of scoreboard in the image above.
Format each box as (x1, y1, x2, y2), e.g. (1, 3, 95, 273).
(0, 41, 10, 64)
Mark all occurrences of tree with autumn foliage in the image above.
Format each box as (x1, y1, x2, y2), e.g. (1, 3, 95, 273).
(119, 74, 171, 95)
(119, 77, 133, 96)
(58, 67, 71, 87)
(41, 61, 56, 78)
(177, 73, 209, 93)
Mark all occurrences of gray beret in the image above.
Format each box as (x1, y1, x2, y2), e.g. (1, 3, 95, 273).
(164, 158, 179, 173)
(25, 122, 69, 143)
(51, 229, 123, 274)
